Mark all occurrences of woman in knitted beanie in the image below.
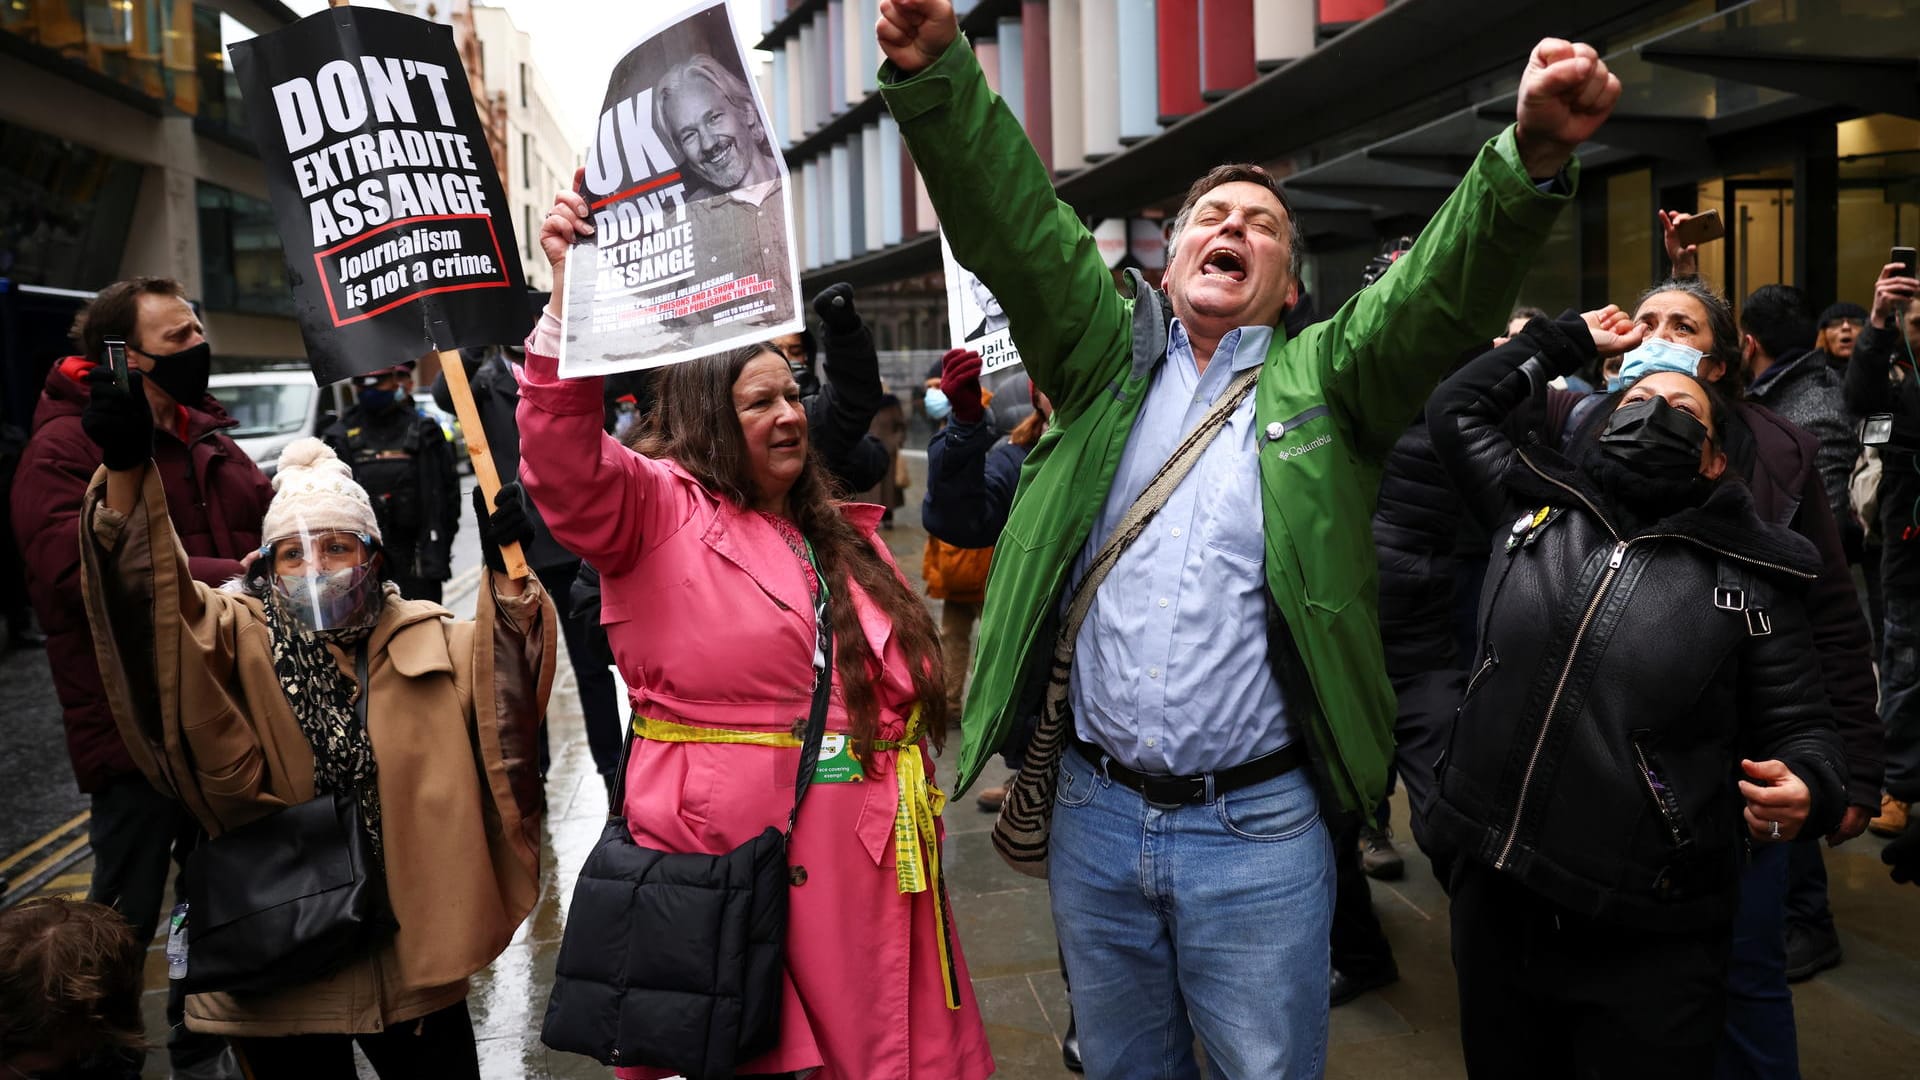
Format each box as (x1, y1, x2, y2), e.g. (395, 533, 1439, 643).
(76, 372, 557, 1080)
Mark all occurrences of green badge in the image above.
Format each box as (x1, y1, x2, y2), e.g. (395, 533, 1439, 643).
(812, 734, 866, 783)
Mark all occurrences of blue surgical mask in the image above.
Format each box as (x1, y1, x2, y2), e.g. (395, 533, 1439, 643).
(358, 387, 400, 412)
(1608, 337, 1705, 392)
(925, 387, 952, 421)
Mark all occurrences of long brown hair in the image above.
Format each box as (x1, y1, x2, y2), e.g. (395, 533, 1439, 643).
(631, 346, 947, 760)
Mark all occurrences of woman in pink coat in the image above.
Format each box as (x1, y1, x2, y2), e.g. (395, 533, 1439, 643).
(519, 182, 994, 1079)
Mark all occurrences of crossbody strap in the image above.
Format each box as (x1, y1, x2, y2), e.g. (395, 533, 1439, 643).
(1057, 363, 1260, 648)
(354, 642, 370, 733)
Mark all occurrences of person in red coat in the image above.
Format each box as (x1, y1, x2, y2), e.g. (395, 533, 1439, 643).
(8, 276, 272, 1078)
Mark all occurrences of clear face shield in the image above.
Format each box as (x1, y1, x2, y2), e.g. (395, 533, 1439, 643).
(261, 524, 382, 633)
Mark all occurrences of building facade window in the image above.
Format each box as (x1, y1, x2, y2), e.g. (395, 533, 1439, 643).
(522, 132, 531, 189)
(519, 62, 527, 109)
(197, 182, 292, 317)
(0, 120, 143, 291)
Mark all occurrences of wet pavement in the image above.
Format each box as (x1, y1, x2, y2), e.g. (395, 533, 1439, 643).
(10, 455, 1920, 1077)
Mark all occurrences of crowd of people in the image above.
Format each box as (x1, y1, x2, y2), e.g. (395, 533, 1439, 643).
(4, 0, 1919, 1077)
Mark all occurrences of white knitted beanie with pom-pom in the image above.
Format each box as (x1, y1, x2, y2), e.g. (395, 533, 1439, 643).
(260, 437, 382, 545)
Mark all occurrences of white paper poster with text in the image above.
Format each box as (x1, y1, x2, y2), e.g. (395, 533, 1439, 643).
(941, 231, 1022, 376)
(559, 0, 800, 377)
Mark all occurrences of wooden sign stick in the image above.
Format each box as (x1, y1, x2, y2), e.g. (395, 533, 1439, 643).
(437, 349, 530, 580)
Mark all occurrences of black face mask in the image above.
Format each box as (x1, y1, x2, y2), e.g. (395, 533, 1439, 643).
(1596, 395, 1710, 483)
(138, 340, 212, 405)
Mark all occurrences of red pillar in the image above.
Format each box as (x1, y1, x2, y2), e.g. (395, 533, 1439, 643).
(1023, 0, 1054, 171)
(1156, 0, 1203, 123)
(1199, 0, 1256, 100)
(1318, 0, 1386, 28)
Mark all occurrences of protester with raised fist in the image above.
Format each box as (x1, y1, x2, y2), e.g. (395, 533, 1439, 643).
(10, 277, 272, 1080)
(874, 0, 1614, 1071)
(77, 431, 550, 1080)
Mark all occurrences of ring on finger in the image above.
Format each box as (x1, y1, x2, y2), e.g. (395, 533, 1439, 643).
(1769, 819, 1781, 841)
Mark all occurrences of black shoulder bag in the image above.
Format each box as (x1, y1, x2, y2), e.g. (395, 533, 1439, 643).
(179, 643, 393, 994)
(541, 591, 835, 1079)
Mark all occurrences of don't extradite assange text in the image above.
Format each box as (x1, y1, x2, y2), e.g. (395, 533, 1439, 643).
(232, 7, 531, 384)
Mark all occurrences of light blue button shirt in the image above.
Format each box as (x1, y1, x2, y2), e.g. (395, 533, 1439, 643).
(1067, 320, 1290, 776)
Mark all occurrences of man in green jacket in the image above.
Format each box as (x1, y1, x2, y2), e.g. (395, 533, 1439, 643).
(878, 2, 1618, 1075)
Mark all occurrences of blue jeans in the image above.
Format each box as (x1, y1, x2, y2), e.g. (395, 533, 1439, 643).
(1049, 743, 1334, 1079)
(1714, 842, 1799, 1079)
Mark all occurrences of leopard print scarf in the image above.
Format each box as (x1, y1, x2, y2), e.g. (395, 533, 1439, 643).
(252, 578, 393, 861)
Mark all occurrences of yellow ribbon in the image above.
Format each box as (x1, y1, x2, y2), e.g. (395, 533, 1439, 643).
(630, 707, 961, 1009)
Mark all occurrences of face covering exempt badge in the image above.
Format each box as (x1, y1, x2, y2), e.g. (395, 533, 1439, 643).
(812, 734, 864, 784)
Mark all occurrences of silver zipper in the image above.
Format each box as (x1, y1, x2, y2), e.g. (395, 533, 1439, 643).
(1464, 648, 1499, 700)
(1494, 538, 1627, 869)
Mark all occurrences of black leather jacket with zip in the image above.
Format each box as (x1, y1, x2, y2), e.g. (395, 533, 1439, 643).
(1427, 316, 1849, 931)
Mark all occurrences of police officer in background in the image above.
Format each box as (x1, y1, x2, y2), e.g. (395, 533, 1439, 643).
(323, 362, 458, 602)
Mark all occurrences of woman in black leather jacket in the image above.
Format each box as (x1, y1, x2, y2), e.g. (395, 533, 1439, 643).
(1426, 312, 1848, 1079)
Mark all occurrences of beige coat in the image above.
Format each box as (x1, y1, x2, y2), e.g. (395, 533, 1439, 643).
(79, 467, 553, 1036)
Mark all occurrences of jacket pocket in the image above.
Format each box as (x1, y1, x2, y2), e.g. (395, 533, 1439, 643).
(1630, 734, 1694, 859)
(1436, 647, 1499, 779)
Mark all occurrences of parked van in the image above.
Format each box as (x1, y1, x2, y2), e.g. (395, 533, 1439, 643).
(208, 370, 352, 478)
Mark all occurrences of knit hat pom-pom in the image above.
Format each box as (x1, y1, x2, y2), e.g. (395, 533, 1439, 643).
(273, 437, 348, 490)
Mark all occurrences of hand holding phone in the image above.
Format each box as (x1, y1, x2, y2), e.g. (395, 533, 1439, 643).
(104, 337, 130, 389)
(1670, 209, 1724, 249)
(1873, 249, 1919, 327)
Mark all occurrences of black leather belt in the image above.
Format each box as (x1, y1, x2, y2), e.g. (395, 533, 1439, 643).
(1069, 735, 1306, 805)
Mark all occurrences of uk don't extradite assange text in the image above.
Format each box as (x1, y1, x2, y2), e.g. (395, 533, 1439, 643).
(231, 6, 532, 384)
(557, 0, 801, 378)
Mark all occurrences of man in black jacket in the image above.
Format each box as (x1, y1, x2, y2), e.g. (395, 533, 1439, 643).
(322, 363, 458, 602)
(1844, 261, 1920, 846)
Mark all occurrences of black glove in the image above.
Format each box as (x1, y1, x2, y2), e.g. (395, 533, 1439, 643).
(811, 282, 860, 335)
(82, 366, 155, 472)
(1884, 820, 1920, 886)
(473, 481, 536, 575)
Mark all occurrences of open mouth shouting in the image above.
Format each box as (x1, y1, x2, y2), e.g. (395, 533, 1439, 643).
(1200, 247, 1248, 282)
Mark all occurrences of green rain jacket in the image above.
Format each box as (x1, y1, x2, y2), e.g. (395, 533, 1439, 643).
(881, 40, 1577, 810)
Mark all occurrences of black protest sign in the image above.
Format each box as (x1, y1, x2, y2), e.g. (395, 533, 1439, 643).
(231, 7, 528, 384)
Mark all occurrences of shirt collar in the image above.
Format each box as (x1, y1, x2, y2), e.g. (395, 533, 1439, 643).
(1169, 319, 1273, 374)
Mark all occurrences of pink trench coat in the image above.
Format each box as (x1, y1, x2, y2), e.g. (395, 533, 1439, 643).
(517, 326, 994, 1080)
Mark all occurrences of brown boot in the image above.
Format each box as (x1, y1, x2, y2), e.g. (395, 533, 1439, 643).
(976, 785, 1006, 813)
(1869, 793, 1909, 837)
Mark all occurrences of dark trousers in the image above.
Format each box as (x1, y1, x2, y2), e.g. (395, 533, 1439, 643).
(1881, 589, 1920, 800)
(1329, 807, 1395, 977)
(1450, 861, 1731, 1080)
(88, 775, 228, 1072)
(1714, 842, 1798, 1078)
(231, 1000, 478, 1080)
(535, 560, 624, 779)
(1783, 835, 1835, 934)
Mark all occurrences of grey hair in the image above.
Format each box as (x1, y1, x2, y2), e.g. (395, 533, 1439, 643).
(1634, 276, 1742, 390)
(651, 53, 772, 166)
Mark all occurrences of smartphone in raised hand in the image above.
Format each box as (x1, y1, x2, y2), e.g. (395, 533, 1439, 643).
(104, 337, 130, 389)
(1671, 209, 1724, 249)
(1894, 245, 1918, 280)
